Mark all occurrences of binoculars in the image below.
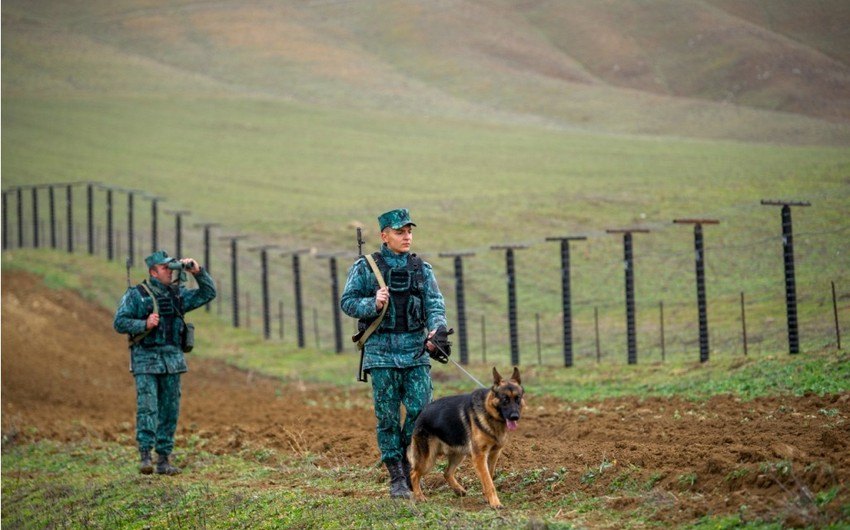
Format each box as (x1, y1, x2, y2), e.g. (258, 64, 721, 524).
(167, 259, 196, 271)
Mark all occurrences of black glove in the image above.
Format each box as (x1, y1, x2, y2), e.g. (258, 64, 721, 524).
(426, 326, 454, 364)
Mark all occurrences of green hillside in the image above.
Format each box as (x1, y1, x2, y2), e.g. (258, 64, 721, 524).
(3, 0, 849, 141)
(3, 0, 849, 362)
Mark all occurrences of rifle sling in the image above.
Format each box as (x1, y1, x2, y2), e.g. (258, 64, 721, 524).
(356, 254, 389, 350)
(130, 280, 159, 345)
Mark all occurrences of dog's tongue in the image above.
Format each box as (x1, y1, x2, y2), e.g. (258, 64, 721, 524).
(506, 419, 518, 431)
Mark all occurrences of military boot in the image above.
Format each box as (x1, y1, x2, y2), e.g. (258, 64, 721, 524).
(139, 450, 154, 475)
(155, 453, 181, 476)
(385, 460, 411, 499)
(401, 446, 412, 490)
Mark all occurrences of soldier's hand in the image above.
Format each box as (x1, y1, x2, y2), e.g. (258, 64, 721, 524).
(375, 287, 389, 311)
(426, 326, 453, 364)
(425, 329, 437, 352)
(146, 313, 160, 330)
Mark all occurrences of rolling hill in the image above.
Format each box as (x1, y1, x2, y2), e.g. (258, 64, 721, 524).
(3, 0, 849, 144)
(3, 0, 849, 361)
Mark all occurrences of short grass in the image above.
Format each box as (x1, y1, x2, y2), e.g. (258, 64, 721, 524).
(4, 0, 850, 362)
(3, 253, 850, 528)
(0, 440, 553, 529)
(3, 3, 850, 525)
(4, 249, 849, 401)
(4, 97, 849, 360)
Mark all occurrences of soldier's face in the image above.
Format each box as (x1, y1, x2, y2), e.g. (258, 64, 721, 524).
(382, 225, 413, 254)
(150, 263, 173, 285)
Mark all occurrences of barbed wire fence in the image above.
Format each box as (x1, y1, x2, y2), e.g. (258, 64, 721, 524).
(3, 182, 847, 369)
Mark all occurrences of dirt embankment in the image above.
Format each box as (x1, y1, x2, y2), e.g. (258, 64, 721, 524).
(3, 270, 849, 526)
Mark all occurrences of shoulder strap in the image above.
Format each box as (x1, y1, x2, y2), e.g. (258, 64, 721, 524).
(356, 254, 389, 350)
(138, 280, 159, 314)
(408, 253, 424, 287)
(130, 280, 159, 345)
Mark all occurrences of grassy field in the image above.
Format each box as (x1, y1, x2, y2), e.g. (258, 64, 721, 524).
(3, 251, 850, 529)
(5, 248, 850, 398)
(4, 1, 849, 362)
(3, 95, 848, 363)
(3, 2, 850, 527)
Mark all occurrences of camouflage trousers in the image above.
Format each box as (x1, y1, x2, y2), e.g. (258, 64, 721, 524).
(370, 365, 432, 463)
(134, 373, 182, 456)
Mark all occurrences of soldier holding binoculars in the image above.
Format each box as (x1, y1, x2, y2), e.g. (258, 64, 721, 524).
(113, 249, 216, 475)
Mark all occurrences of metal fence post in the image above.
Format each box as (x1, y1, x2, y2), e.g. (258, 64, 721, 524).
(2, 191, 8, 250)
(86, 183, 95, 255)
(440, 252, 475, 365)
(66, 184, 74, 253)
(221, 235, 247, 328)
(761, 200, 811, 354)
(31, 187, 40, 248)
(195, 223, 219, 312)
(166, 210, 190, 259)
(832, 281, 842, 350)
(491, 245, 527, 366)
(318, 252, 347, 353)
(105, 187, 114, 260)
(546, 236, 587, 367)
(607, 229, 650, 365)
(249, 245, 278, 340)
(48, 185, 57, 249)
(674, 219, 720, 362)
(17, 187, 24, 247)
(126, 191, 135, 265)
(150, 197, 159, 253)
(282, 249, 310, 348)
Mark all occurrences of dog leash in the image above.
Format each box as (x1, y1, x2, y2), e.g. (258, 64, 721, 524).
(449, 357, 487, 389)
(430, 339, 487, 389)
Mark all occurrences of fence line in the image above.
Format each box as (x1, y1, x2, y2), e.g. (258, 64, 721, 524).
(2, 183, 848, 368)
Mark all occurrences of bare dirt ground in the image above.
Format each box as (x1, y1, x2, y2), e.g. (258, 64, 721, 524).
(3, 270, 849, 527)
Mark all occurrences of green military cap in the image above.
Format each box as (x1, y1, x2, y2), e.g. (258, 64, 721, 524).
(145, 249, 177, 268)
(378, 208, 416, 231)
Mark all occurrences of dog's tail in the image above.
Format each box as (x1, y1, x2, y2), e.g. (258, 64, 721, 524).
(408, 432, 429, 467)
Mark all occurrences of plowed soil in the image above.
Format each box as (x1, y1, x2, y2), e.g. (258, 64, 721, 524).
(3, 270, 849, 527)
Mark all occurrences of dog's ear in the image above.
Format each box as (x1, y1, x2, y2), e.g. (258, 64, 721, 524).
(511, 367, 521, 385)
(492, 366, 503, 385)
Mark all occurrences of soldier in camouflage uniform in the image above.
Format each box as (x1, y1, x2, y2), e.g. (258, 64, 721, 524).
(340, 208, 448, 499)
(113, 250, 216, 475)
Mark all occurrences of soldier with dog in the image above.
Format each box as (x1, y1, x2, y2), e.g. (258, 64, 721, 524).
(340, 208, 451, 499)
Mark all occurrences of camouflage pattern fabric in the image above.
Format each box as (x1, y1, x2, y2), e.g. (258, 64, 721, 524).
(370, 366, 432, 463)
(135, 373, 181, 455)
(113, 268, 216, 374)
(341, 241, 448, 464)
(114, 266, 216, 457)
(340, 244, 447, 372)
(377, 208, 416, 231)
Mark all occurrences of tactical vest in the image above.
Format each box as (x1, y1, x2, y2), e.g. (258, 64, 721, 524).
(135, 281, 184, 347)
(365, 252, 426, 333)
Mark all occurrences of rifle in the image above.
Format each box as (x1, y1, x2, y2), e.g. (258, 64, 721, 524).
(354, 227, 369, 382)
(356, 227, 363, 256)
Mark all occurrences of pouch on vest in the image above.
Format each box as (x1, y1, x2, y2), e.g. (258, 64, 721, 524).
(181, 322, 195, 353)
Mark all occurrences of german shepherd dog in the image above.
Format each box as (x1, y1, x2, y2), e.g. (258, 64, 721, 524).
(408, 367, 525, 508)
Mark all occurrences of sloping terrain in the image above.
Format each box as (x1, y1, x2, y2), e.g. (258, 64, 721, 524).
(2, 0, 848, 144)
(3, 271, 849, 526)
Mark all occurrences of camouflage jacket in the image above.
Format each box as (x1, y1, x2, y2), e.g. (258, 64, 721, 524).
(340, 244, 447, 371)
(113, 269, 216, 374)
